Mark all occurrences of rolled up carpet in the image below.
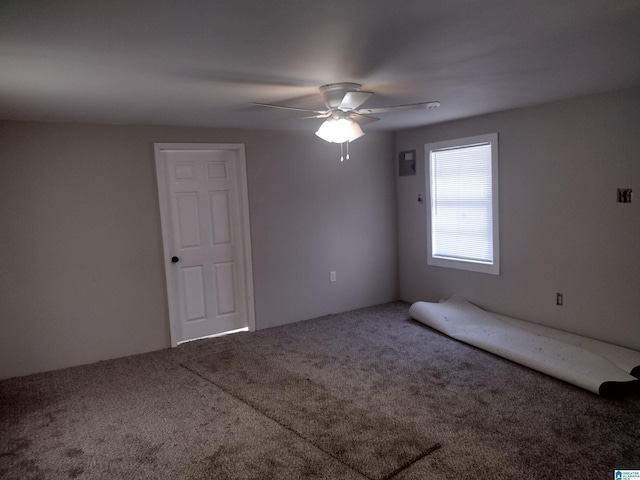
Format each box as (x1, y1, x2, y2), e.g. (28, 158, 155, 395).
(409, 295, 640, 396)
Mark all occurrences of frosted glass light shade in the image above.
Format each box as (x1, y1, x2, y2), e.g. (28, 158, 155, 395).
(315, 118, 364, 143)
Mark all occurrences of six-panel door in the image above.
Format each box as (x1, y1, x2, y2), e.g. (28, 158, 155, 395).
(159, 147, 250, 344)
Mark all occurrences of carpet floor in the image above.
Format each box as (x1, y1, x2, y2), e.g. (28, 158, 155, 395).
(1, 302, 639, 479)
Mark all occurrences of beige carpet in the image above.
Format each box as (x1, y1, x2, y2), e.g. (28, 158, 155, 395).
(184, 348, 441, 480)
(1, 302, 639, 479)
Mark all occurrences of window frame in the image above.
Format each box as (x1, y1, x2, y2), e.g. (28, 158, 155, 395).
(425, 133, 500, 275)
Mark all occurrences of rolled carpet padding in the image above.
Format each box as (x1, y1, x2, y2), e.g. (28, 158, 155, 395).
(492, 313, 640, 377)
(409, 296, 640, 396)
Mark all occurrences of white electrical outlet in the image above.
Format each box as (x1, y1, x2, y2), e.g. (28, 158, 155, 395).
(330, 271, 336, 282)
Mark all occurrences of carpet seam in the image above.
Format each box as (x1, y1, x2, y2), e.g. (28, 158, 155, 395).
(382, 442, 442, 480)
(181, 344, 242, 367)
(180, 362, 373, 480)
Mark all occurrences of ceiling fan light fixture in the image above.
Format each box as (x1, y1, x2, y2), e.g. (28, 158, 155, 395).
(315, 117, 364, 144)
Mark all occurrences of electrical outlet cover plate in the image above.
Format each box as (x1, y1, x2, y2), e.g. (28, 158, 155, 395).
(617, 188, 632, 203)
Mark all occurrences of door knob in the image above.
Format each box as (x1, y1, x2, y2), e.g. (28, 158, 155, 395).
(171, 256, 180, 263)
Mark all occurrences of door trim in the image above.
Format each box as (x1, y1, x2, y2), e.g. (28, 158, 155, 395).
(154, 143, 255, 346)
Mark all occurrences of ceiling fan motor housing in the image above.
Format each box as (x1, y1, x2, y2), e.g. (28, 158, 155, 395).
(320, 83, 362, 109)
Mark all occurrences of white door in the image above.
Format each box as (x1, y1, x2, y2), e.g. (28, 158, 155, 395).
(155, 143, 254, 346)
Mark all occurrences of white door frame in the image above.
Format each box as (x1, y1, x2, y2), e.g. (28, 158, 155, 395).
(154, 143, 255, 346)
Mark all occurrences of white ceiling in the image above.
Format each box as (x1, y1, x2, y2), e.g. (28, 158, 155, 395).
(1, 0, 639, 132)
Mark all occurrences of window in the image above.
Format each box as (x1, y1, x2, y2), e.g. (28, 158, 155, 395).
(425, 133, 499, 275)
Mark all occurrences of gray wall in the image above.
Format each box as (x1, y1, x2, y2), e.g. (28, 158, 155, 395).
(396, 86, 640, 350)
(3, 85, 638, 380)
(0, 122, 397, 379)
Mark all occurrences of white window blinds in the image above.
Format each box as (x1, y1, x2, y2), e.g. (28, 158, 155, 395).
(430, 142, 494, 265)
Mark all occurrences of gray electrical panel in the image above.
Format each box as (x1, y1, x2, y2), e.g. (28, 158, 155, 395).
(399, 150, 416, 176)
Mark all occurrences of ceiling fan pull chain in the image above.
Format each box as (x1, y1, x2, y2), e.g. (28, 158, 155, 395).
(340, 142, 344, 162)
(346, 141, 350, 160)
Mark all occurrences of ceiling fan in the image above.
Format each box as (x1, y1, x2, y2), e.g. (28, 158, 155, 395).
(254, 82, 440, 146)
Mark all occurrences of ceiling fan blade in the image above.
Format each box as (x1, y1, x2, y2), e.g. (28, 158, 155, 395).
(303, 113, 332, 119)
(253, 102, 327, 114)
(348, 113, 380, 125)
(339, 91, 374, 110)
(356, 101, 440, 115)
